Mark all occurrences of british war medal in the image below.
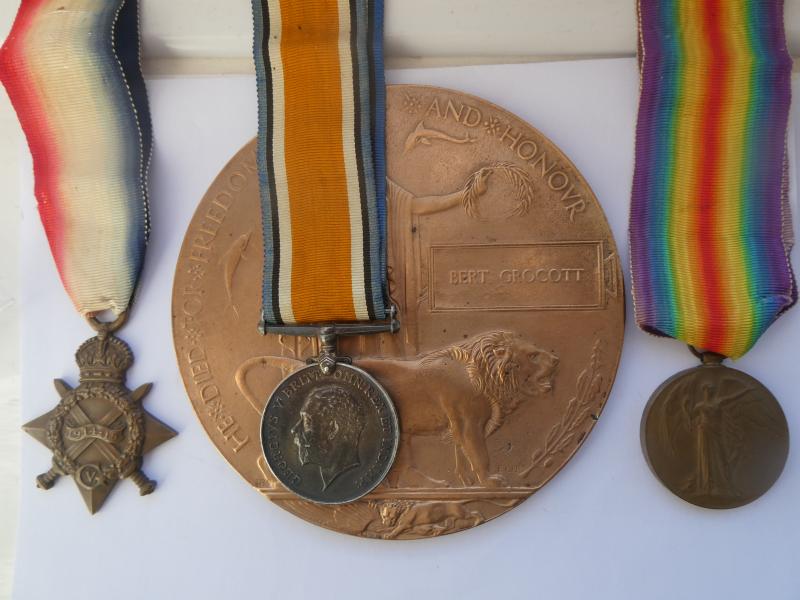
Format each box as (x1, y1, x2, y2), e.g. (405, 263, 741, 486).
(252, 0, 400, 504)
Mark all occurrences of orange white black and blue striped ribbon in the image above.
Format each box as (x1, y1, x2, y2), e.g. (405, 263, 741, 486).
(0, 0, 151, 318)
(253, 0, 388, 326)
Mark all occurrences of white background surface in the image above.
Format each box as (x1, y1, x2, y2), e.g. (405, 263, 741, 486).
(10, 59, 800, 600)
(1, 1, 800, 598)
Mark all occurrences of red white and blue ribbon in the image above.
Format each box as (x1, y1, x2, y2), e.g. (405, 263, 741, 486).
(1, 0, 152, 317)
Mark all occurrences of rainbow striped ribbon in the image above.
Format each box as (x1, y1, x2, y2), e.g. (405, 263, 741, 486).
(0, 0, 151, 318)
(253, 0, 388, 326)
(630, 0, 795, 359)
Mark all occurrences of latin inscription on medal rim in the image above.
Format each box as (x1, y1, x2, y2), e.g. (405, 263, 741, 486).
(642, 363, 789, 510)
(262, 364, 399, 504)
(172, 85, 625, 539)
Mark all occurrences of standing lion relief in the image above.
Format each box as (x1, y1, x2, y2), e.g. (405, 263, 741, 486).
(236, 331, 559, 488)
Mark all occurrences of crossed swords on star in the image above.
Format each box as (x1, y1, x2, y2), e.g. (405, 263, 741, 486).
(36, 380, 156, 494)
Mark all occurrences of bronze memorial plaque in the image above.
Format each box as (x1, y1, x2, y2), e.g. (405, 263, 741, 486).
(172, 85, 625, 539)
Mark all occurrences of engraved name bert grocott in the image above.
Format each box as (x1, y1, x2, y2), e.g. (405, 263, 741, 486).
(449, 267, 586, 285)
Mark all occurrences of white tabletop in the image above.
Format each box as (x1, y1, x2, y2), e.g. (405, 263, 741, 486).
(1, 3, 799, 598)
(8, 58, 800, 600)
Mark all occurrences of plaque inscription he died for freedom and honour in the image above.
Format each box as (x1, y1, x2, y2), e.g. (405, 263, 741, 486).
(173, 85, 625, 539)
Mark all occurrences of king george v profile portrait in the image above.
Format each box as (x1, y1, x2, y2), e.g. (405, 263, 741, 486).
(291, 384, 367, 490)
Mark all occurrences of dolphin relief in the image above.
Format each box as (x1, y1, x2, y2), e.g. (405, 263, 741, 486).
(220, 231, 252, 319)
(404, 121, 477, 155)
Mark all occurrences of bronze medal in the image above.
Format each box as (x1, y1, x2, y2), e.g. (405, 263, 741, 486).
(630, 1, 794, 509)
(173, 85, 625, 538)
(642, 350, 789, 510)
(24, 319, 176, 513)
(3, 0, 176, 513)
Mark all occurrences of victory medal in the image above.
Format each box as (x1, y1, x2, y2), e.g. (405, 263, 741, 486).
(631, 0, 794, 509)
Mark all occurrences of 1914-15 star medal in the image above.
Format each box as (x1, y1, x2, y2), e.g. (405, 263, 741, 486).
(24, 330, 176, 513)
(1, 0, 174, 513)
